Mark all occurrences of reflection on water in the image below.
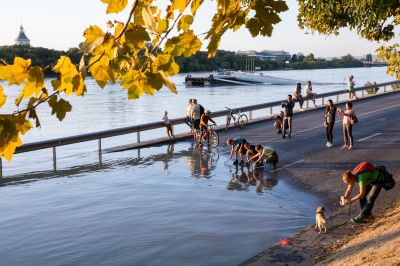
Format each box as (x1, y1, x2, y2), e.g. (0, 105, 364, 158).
(227, 166, 279, 193)
(186, 144, 219, 178)
(0, 142, 319, 265)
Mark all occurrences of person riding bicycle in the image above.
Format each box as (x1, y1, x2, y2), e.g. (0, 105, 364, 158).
(200, 110, 216, 140)
(227, 137, 248, 166)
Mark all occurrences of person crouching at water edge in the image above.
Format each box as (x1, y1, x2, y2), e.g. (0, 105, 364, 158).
(248, 145, 278, 169)
(243, 142, 258, 166)
(227, 137, 247, 166)
(340, 162, 394, 223)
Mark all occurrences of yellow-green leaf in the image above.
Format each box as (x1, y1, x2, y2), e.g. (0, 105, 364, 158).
(0, 85, 7, 108)
(191, 0, 204, 15)
(23, 66, 44, 98)
(100, 0, 128, 14)
(48, 95, 72, 121)
(171, 0, 187, 13)
(177, 15, 194, 32)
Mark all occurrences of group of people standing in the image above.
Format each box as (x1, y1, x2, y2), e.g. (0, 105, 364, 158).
(274, 76, 358, 149)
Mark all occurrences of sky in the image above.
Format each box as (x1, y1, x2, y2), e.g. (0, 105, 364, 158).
(0, 0, 393, 57)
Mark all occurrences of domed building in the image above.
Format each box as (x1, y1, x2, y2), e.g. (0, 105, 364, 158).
(15, 25, 30, 46)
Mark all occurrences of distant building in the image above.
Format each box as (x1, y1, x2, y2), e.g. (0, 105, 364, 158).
(236, 50, 291, 61)
(15, 25, 30, 46)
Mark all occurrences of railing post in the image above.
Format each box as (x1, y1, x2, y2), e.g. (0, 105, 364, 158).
(137, 131, 141, 143)
(249, 111, 252, 120)
(52, 146, 57, 171)
(362, 89, 364, 97)
(384, 86, 386, 92)
(269, 107, 273, 117)
(98, 138, 102, 151)
(321, 97, 324, 105)
(306, 100, 309, 109)
(336, 94, 339, 103)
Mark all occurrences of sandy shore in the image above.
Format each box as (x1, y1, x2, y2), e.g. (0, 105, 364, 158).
(241, 136, 400, 265)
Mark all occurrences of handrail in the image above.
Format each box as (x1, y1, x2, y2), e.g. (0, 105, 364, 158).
(15, 79, 400, 155)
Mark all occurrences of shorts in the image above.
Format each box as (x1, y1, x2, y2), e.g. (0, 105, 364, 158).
(200, 125, 208, 132)
(193, 119, 200, 130)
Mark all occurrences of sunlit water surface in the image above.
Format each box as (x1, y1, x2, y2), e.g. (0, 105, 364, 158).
(0, 67, 393, 265)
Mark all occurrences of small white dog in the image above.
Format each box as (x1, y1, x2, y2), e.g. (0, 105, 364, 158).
(315, 206, 327, 234)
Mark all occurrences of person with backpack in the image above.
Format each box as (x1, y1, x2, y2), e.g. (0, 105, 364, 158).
(337, 101, 356, 150)
(340, 162, 395, 223)
(324, 99, 337, 148)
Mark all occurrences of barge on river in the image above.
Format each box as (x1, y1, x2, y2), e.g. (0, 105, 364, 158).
(185, 70, 298, 86)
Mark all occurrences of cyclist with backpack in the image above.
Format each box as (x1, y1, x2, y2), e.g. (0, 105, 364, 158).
(341, 162, 395, 223)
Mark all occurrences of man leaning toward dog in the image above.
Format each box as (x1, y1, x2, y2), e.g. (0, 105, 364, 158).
(341, 165, 385, 223)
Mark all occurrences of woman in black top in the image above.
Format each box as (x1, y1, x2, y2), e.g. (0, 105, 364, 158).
(325, 99, 337, 147)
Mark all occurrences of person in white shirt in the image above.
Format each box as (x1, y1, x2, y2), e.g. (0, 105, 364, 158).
(292, 82, 304, 111)
(305, 80, 317, 108)
(162, 111, 174, 139)
(185, 99, 193, 131)
(337, 102, 355, 149)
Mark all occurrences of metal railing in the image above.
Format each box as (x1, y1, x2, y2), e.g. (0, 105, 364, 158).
(2, 79, 399, 178)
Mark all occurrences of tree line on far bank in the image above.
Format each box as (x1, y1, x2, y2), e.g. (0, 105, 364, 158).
(0, 45, 369, 75)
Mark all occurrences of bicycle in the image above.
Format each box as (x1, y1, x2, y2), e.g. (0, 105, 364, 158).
(225, 107, 248, 131)
(193, 124, 219, 147)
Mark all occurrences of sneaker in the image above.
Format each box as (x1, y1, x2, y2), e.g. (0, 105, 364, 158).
(341, 145, 348, 149)
(325, 142, 330, 147)
(327, 143, 333, 148)
(348, 145, 353, 150)
(233, 160, 238, 165)
(351, 214, 364, 223)
(239, 160, 244, 166)
(300, 108, 305, 111)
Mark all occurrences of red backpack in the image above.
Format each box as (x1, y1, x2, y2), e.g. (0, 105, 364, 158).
(352, 162, 375, 174)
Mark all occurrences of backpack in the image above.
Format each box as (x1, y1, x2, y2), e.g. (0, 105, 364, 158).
(352, 162, 375, 174)
(376, 165, 396, 191)
(351, 114, 358, 124)
(199, 105, 205, 116)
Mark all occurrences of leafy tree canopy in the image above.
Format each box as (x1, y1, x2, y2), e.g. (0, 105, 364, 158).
(297, 0, 400, 77)
(0, 0, 288, 160)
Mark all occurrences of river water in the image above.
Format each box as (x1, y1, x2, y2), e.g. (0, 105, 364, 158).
(0, 67, 395, 265)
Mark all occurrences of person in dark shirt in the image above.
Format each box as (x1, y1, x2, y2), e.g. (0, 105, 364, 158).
(325, 99, 337, 147)
(281, 95, 295, 139)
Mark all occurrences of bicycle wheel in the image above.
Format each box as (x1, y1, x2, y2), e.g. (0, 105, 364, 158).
(238, 114, 248, 129)
(209, 131, 219, 147)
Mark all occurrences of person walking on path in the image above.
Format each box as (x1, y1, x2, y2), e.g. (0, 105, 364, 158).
(281, 95, 295, 139)
(305, 80, 317, 108)
(324, 99, 336, 148)
(185, 99, 193, 131)
(337, 101, 355, 149)
(162, 111, 174, 139)
(292, 82, 304, 111)
(341, 162, 389, 223)
(347, 75, 359, 100)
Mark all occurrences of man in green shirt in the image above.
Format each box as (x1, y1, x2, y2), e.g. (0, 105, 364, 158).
(342, 167, 384, 223)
